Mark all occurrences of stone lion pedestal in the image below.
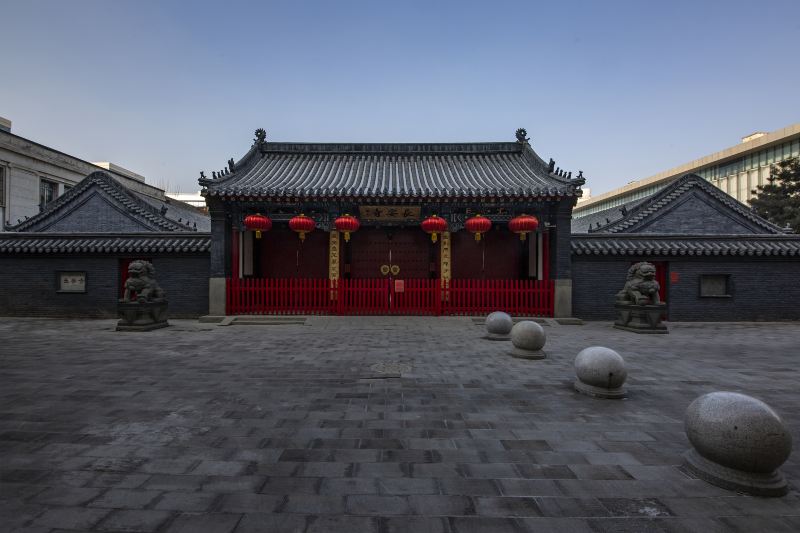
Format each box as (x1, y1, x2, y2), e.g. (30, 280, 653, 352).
(614, 303, 667, 334)
(612, 261, 668, 334)
(116, 260, 169, 332)
(117, 301, 169, 331)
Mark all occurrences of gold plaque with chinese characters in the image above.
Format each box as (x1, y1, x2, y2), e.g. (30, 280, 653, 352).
(358, 206, 421, 221)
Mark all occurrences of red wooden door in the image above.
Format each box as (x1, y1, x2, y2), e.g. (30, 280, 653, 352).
(349, 228, 391, 278)
(349, 228, 430, 280)
(348, 228, 433, 313)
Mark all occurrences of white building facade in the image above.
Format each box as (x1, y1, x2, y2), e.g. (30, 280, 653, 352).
(0, 118, 165, 229)
(574, 123, 800, 218)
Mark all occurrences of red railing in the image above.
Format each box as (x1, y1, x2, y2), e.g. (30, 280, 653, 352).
(442, 279, 554, 316)
(227, 278, 554, 316)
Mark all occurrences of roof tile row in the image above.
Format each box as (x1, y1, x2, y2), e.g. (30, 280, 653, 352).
(0, 234, 210, 254)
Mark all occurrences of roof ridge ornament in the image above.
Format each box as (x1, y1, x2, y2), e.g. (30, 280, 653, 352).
(254, 128, 267, 145)
(515, 128, 530, 144)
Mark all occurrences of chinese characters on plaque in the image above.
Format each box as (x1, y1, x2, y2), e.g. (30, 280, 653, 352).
(59, 272, 86, 292)
(358, 206, 421, 221)
(440, 232, 451, 281)
(465, 206, 509, 216)
(328, 231, 340, 280)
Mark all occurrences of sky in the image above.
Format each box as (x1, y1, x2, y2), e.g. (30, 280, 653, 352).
(2, 0, 799, 194)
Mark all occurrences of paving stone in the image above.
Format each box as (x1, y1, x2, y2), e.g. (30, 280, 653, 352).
(533, 497, 611, 518)
(517, 517, 596, 532)
(497, 479, 564, 496)
(280, 495, 346, 514)
(515, 464, 576, 480)
(87, 473, 151, 489)
(97, 509, 173, 532)
(88, 489, 162, 509)
(408, 494, 476, 516)
(2, 318, 800, 530)
(447, 516, 519, 533)
(355, 462, 409, 478)
(306, 515, 379, 533)
(190, 461, 249, 476)
(346, 495, 411, 515)
(599, 497, 674, 517)
(294, 461, 352, 477)
(233, 512, 308, 533)
(473, 496, 543, 517)
(32, 487, 103, 506)
(155, 492, 221, 512)
(568, 465, 634, 480)
(137, 458, 197, 474)
(378, 477, 439, 495)
(202, 476, 266, 493)
(461, 463, 519, 479)
(319, 477, 379, 495)
(164, 512, 242, 533)
(142, 474, 205, 491)
(382, 516, 449, 533)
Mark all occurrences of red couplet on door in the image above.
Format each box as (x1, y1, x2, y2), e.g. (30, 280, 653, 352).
(394, 279, 405, 293)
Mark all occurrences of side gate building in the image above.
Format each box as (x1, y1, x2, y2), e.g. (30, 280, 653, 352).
(201, 130, 585, 318)
(571, 173, 800, 321)
(0, 171, 210, 317)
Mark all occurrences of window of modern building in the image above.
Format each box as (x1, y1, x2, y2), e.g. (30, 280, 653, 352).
(699, 274, 731, 297)
(39, 179, 58, 209)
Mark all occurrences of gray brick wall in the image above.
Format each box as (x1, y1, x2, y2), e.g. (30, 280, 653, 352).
(573, 256, 800, 321)
(0, 254, 209, 318)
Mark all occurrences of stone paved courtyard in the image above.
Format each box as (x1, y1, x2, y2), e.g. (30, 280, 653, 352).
(1, 317, 799, 533)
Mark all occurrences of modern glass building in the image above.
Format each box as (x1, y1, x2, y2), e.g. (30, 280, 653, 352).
(574, 123, 800, 217)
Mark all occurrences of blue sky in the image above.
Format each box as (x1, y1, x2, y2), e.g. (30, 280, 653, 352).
(2, 0, 799, 194)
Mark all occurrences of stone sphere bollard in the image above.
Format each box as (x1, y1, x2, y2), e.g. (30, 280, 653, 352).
(574, 347, 627, 399)
(509, 321, 546, 359)
(485, 311, 513, 340)
(683, 392, 792, 497)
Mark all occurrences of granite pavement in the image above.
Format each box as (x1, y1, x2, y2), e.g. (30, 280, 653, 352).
(1, 316, 799, 532)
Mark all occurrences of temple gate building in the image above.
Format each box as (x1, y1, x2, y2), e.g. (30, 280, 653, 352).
(200, 129, 585, 317)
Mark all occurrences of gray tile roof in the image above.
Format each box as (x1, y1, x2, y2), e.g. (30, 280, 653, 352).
(8, 172, 208, 233)
(572, 234, 800, 257)
(134, 193, 210, 232)
(0, 233, 210, 254)
(201, 141, 584, 200)
(571, 197, 647, 233)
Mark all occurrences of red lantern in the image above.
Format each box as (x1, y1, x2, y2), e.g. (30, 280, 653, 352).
(289, 214, 315, 242)
(244, 213, 272, 239)
(508, 214, 539, 241)
(334, 214, 360, 242)
(465, 214, 492, 242)
(421, 214, 448, 243)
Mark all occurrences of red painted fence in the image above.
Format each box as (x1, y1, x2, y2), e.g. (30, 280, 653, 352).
(227, 278, 554, 316)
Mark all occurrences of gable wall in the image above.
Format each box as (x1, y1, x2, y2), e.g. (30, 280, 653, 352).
(39, 193, 154, 232)
(635, 193, 759, 235)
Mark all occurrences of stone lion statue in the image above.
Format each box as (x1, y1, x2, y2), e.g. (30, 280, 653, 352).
(121, 260, 166, 303)
(616, 262, 661, 305)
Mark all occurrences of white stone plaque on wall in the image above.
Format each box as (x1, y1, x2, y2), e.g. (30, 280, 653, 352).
(58, 271, 86, 293)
